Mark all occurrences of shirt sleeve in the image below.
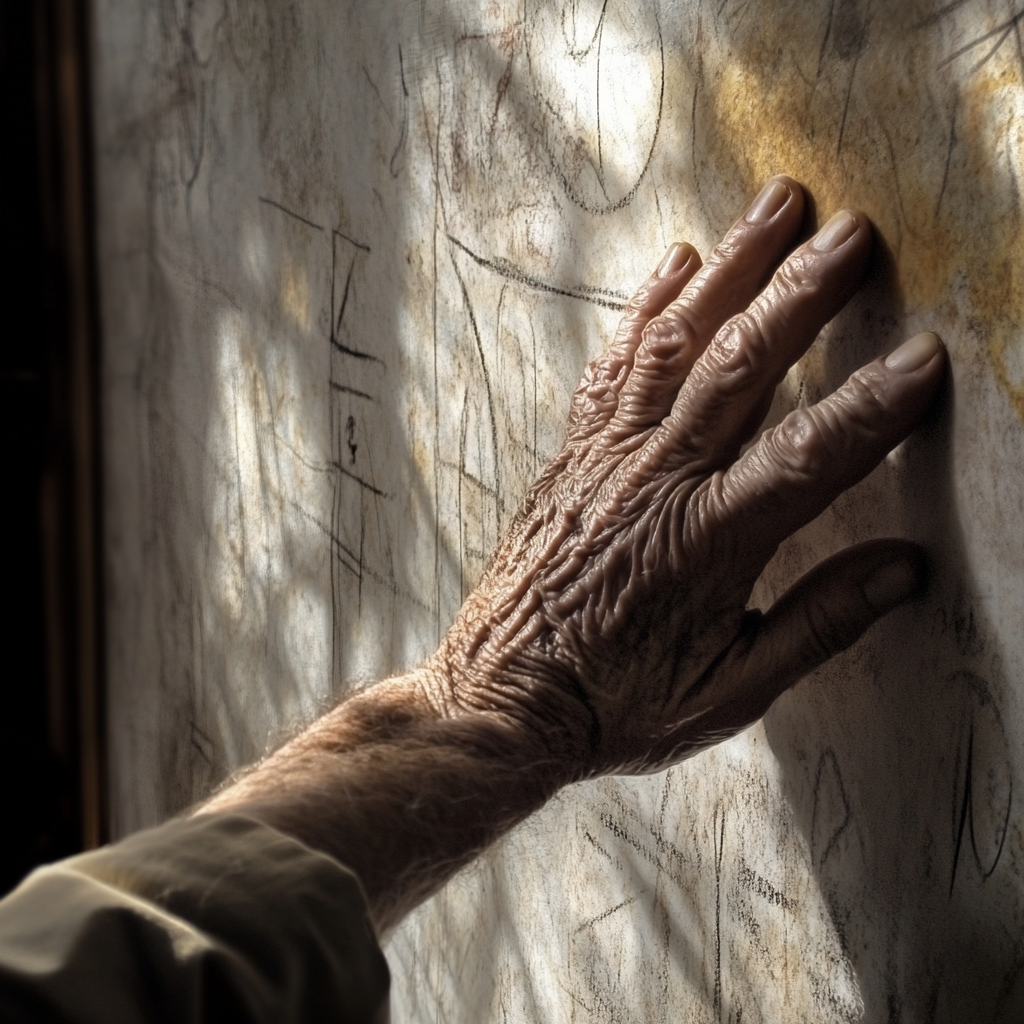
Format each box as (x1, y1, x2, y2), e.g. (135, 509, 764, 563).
(0, 813, 391, 1024)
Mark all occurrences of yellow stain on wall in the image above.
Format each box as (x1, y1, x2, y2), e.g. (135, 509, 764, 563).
(696, 1, 1024, 419)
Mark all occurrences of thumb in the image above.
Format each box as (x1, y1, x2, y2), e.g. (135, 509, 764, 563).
(749, 538, 927, 700)
(650, 540, 927, 768)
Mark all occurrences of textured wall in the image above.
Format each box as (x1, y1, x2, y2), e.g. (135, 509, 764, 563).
(93, 1, 1024, 1020)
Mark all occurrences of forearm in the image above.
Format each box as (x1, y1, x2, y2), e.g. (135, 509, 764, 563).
(199, 669, 562, 935)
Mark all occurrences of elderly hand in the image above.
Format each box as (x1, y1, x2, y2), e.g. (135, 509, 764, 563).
(207, 177, 946, 932)
(430, 176, 945, 779)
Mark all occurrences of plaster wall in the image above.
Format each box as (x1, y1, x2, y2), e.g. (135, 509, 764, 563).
(93, 1, 1024, 1019)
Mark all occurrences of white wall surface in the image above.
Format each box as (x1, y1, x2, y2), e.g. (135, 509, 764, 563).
(93, 1, 1024, 1020)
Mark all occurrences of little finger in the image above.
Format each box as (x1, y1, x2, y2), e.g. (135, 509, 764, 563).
(567, 242, 701, 442)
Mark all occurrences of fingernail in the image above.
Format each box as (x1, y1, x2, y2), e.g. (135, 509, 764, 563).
(814, 210, 858, 251)
(657, 242, 691, 277)
(863, 558, 922, 613)
(746, 178, 791, 224)
(885, 332, 942, 373)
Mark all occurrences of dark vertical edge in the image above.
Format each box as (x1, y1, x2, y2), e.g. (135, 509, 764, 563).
(37, 0, 107, 850)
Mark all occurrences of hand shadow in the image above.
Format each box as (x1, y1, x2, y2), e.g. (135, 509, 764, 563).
(762, 236, 1021, 1022)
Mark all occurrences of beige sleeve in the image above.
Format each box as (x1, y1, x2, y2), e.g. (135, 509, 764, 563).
(0, 814, 390, 1024)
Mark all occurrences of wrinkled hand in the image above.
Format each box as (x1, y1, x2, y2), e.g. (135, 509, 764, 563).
(204, 177, 948, 932)
(428, 176, 945, 780)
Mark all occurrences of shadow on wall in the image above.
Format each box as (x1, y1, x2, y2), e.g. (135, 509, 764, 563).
(765, 291, 1021, 1021)
(109, 0, 627, 823)
(100, 2, 431, 824)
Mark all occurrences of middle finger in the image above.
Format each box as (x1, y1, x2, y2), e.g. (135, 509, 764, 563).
(655, 207, 872, 470)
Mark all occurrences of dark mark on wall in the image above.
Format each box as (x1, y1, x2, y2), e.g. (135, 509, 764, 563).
(288, 497, 361, 578)
(812, 749, 852, 871)
(257, 195, 325, 232)
(574, 895, 635, 934)
(913, 0, 973, 30)
(346, 415, 358, 464)
(950, 684, 1013, 896)
(333, 260, 355, 342)
(582, 828, 614, 862)
(535, 1, 665, 215)
(450, 249, 501, 548)
(937, 8, 1024, 71)
(713, 805, 725, 1022)
(835, 54, 860, 158)
(447, 234, 628, 310)
(362, 65, 392, 124)
(335, 229, 371, 254)
(593, 0, 610, 191)
(951, 723, 974, 896)
(333, 338, 384, 363)
(390, 45, 409, 178)
(936, 103, 957, 216)
(189, 721, 214, 767)
(332, 463, 389, 498)
(330, 381, 376, 402)
(737, 863, 796, 911)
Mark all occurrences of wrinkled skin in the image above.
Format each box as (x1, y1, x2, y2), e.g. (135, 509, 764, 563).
(429, 176, 945, 779)
(207, 177, 948, 933)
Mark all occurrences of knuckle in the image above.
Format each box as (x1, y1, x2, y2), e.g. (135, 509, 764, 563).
(610, 288, 662, 351)
(708, 313, 770, 382)
(684, 472, 737, 564)
(835, 369, 891, 432)
(608, 320, 644, 359)
(636, 314, 699, 372)
(624, 280, 656, 319)
(748, 256, 821, 331)
(577, 356, 627, 398)
(570, 387, 618, 433)
(586, 355, 624, 386)
(774, 251, 821, 299)
(708, 233, 745, 267)
(770, 408, 832, 480)
(762, 372, 892, 484)
(575, 361, 601, 392)
(569, 358, 628, 435)
(623, 256, 697, 324)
